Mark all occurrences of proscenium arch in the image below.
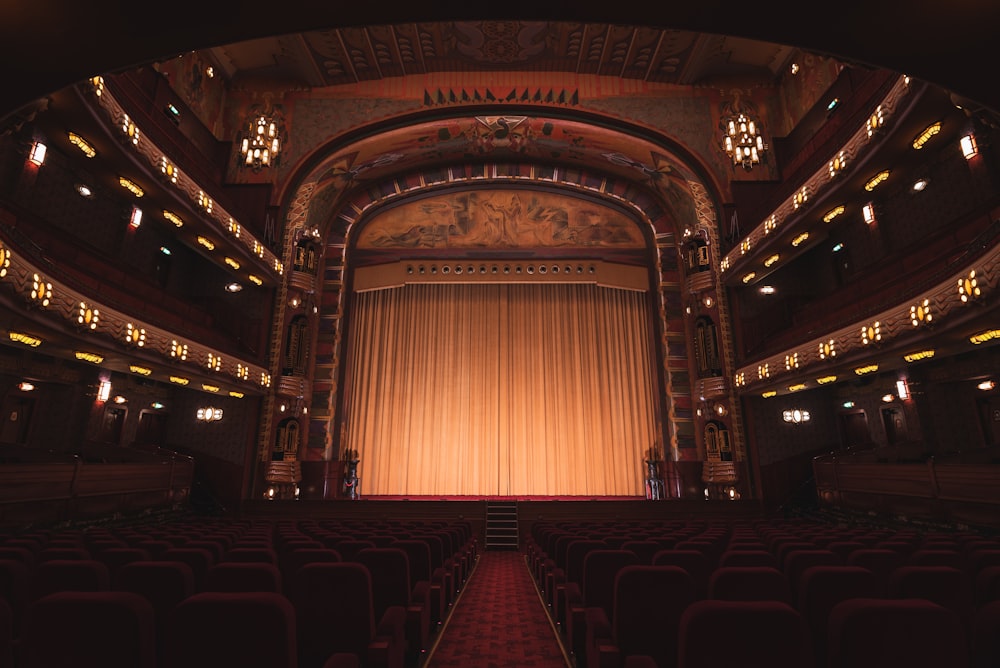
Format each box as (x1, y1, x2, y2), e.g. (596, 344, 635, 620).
(264, 109, 741, 487)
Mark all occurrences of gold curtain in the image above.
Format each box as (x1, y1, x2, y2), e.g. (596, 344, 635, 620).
(343, 282, 658, 496)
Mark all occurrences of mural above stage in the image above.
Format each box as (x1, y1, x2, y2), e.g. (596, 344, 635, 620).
(356, 189, 646, 249)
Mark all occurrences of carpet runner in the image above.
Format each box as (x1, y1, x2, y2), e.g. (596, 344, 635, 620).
(424, 550, 571, 668)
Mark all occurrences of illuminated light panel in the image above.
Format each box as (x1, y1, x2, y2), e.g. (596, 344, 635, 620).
(910, 299, 932, 326)
(207, 353, 222, 371)
(865, 170, 890, 191)
(260, 372, 272, 388)
(197, 191, 213, 213)
(829, 151, 847, 177)
(169, 376, 190, 385)
(125, 323, 146, 347)
(861, 322, 882, 345)
(0, 244, 9, 277)
(28, 142, 46, 165)
(823, 206, 845, 223)
(787, 384, 807, 392)
(740, 239, 751, 255)
(170, 340, 188, 360)
(764, 254, 780, 267)
(792, 187, 808, 209)
(761, 391, 777, 398)
(763, 215, 777, 235)
(818, 339, 836, 359)
(958, 270, 981, 302)
(912, 122, 941, 149)
(77, 302, 99, 330)
(74, 351, 104, 364)
(201, 384, 220, 393)
(91, 76, 105, 96)
(67, 132, 96, 158)
(785, 353, 799, 370)
(197, 236, 215, 251)
(816, 375, 838, 384)
(734, 372, 746, 387)
(758, 363, 770, 380)
(229, 391, 244, 398)
(129, 365, 152, 376)
(970, 329, 1000, 345)
(904, 349, 935, 363)
(854, 364, 879, 375)
(253, 241, 264, 258)
(248, 275, 263, 286)
(225, 257, 240, 270)
(791, 232, 810, 247)
(742, 272, 756, 284)
(9, 332, 42, 347)
(120, 114, 140, 145)
(228, 219, 241, 238)
(274, 260, 284, 274)
(30, 274, 52, 307)
(119, 177, 143, 197)
(784, 409, 811, 423)
(160, 157, 178, 183)
(162, 210, 184, 227)
(866, 106, 884, 137)
(719, 258, 730, 273)
(236, 364, 249, 380)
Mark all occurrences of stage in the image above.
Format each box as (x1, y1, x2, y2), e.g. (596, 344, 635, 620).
(239, 497, 768, 543)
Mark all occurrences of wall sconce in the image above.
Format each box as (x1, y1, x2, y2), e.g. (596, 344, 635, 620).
(862, 203, 877, 225)
(960, 133, 978, 159)
(882, 394, 896, 403)
(112, 395, 127, 404)
(782, 409, 810, 424)
(18, 381, 35, 392)
(978, 380, 996, 391)
(896, 379, 909, 400)
(197, 407, 223, 422)
(129, 206, 142, 229)
(28, 141, 46, 166)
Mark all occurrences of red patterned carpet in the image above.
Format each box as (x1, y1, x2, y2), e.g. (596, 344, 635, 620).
(425, 550, 571, 668)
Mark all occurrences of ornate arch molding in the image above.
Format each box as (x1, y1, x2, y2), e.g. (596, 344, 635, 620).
(261, 111, 733, 470)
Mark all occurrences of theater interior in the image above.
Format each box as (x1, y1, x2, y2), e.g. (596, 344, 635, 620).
(0, 3, 999, 667)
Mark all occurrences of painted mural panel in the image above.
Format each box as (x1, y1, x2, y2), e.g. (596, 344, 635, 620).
(356, 189, 645, 249)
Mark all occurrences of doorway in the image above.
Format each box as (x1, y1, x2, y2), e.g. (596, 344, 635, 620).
(0, 394, 35, 444)
(838, 410, 871, 450)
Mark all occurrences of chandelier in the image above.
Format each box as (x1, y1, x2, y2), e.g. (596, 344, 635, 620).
(239, 114, 281, 171)
(723, 112, 766, 169)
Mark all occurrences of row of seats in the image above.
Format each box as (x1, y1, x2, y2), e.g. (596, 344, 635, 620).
(525, 518, 1000, 668)
(0, 517, 479, 668)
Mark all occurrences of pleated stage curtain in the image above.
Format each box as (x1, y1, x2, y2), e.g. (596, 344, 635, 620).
(343, 282, 657, 496)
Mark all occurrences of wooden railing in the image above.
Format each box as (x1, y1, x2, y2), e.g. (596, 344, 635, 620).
(0, 445, 194, 527)
(813, 451, 1000, 529)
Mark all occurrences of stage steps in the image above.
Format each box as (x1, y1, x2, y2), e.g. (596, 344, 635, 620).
(484, 500, 519, 550)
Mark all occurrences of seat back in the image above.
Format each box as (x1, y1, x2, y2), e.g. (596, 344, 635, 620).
(164, 591, 297, 668)
(29, 559, 110, 601)
(796, 565, 882, 666)
(709, 565, 792, 604)
(888, 565, 973, 624)
(20, 590, 156, 668)
(612, 564, 697, 668)
(203, 561, 283, 593)
(289, 562, 380, 668)
(678, 599, 814, 668)
(827, 598, 967, 668)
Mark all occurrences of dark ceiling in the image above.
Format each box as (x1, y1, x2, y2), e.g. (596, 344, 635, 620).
(2, 2, 1000, 120)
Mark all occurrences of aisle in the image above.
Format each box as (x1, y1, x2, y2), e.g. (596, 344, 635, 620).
(424, 550, 571, 668)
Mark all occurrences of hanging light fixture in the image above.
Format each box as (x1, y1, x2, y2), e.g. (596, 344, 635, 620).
(239, 112, 282, 171)
(723, 108, 767, 169)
